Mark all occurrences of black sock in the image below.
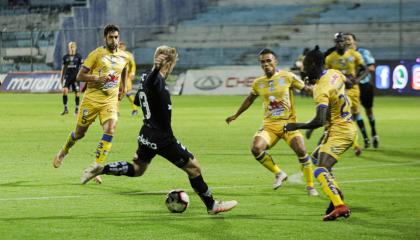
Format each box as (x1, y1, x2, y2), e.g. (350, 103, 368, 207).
(356, 119, 368, 140)
(189, 174, 215, 209)
(75, 96, 80, 108)
(102, 161, 135, 177)
(63, 95, 68, 107)
(369, 116, 377, 136)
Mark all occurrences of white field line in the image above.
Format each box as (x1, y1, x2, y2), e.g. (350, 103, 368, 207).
(334, 161, 420, 171)
(1, 177, 420, 202)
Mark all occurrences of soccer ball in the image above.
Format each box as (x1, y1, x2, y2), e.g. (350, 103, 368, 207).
(165, 190, 190, 213)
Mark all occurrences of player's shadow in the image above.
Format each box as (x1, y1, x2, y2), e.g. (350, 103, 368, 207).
(372, 148, 420, 162)
(348, 206, 371, 213)
(118, 191, 166, 196)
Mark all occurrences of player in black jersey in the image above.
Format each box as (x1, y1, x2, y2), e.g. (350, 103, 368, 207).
(60, 42, 83, 115)
(80, 45, 238, 214)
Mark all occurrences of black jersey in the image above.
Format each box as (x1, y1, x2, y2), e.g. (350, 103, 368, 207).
(62, 53, 83, 81)
(135, 69, 173, 135)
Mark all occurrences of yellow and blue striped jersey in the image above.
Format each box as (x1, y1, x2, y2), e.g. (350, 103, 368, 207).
(82, 47, 130, 104)
(251, 70, 304, 122)
(313, 69, 353, 126)
(325, 49, 364, 78)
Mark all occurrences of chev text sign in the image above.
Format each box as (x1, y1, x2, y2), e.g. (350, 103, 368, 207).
(182, 66, 263, 95)
(0, 71, 62, 93)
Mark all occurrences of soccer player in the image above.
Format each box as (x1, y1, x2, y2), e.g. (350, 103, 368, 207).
(226, 48, 318, 196)
(285, 46, 355, 221)
(325, 32, 369, 154)
(118, 41, 139, 116)
(344, 33, 379, 148)
(80, 46, 238, 214)
(60, 41, 83, 115)
(53, 25, 130, 184)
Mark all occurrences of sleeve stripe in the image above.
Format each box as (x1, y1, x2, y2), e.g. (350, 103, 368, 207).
(317, 104, 328, 108)
(82, 66, 91, 71)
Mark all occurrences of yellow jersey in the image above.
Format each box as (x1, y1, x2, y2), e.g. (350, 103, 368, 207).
(313, 69, 353, 127)
(251, 70, 304, 122)
(325, 49, 364, 77)
(82, 46, 130, 104)
(126, 51, 136, 77)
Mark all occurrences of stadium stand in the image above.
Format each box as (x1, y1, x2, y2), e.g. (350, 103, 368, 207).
(0, 0, 85, 72)
(136, 0, 420, 67)
(0, 0, 419, 73)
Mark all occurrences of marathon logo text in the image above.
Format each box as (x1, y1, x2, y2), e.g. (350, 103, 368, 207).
(0, 72, 62, 93)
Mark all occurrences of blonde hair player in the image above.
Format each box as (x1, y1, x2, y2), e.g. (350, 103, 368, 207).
(81, 46, 238, 214)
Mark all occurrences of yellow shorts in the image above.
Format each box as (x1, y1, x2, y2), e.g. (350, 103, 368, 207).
(254, 120, 303, 148)
(319, 124, 357, 160)
(346, 85, 360, 115)
(77, 100, 118, 127)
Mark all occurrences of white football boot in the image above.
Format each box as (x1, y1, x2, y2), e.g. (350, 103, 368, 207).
(53, 149, 67, 168)
(208, 200, 238, 215)
(81, 163, 104, 184)
(306, 186, 319, 196)
(273, 170, 288, 190)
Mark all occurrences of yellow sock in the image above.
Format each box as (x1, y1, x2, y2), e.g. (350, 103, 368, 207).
(352, 122, 360, 149)
(314, 167, 344, 206)
(128, 95, 137, 111)
(95, 134, 113, 164)
(63, 132, 77, 154)
(299, 154, 314, 187)
(255, 151, 281, 174)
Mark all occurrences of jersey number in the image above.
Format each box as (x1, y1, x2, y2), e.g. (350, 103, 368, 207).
(338, 94, 350, 119)
(138, 92, 151, 119)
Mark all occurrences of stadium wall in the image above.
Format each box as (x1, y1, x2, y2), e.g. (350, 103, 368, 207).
(53, 0, 213, 69)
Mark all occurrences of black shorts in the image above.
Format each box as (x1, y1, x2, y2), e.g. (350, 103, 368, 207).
(135, 126, 194, 168)
(63, 78, 80, 92)
(359, 82, 374, 109)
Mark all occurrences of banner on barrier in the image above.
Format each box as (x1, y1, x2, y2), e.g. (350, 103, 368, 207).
(0, 71, 62, 93)
(181, 66, 264, 95)
(374, 59, 420, 96)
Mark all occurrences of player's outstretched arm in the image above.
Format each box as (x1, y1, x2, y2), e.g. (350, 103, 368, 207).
(285, 105, 328, 131)
(118, 67, 128, 101)
(353, 64, 368, 84)
(302, 84, 314, 95)
(226, 93, 257, 124)
(76, 67, 109, 83)
(60, 64, 67, 86)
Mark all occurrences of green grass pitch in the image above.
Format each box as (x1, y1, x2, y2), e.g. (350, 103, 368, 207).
(0, 93, 419, 240)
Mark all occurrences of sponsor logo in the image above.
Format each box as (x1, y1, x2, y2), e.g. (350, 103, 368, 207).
(226, 77, 255, 88)
(392, 65, 408, 89)
(0, 72, 61, 92)
(193, 76, 222, 90)
(375, 65, 390, 89)
(268, 96, 285, 117)
(412, 64, 420, 90)
(138, 134, 157, 150)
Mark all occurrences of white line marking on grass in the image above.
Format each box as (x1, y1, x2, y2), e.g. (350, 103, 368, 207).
(335, 161, 420, 171)
(0, 195, 83, 201)
(341, 177, 420, 184)
(2, 177, 420, 202)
